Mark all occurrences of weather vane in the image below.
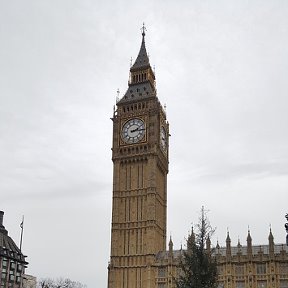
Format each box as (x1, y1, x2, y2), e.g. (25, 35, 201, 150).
(141, 22, 147, 36)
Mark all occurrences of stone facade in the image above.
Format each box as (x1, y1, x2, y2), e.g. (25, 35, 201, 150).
(108, 29, 288, 288)
(108, 27, 169, 288)
(153, 231, 288, 288)
(215, 231, 288, 288)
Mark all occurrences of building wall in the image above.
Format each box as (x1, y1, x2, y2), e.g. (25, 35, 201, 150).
(0, 255, 25, 288)
(0, 211, 28, 288)
(108, 31, 288, 288)
(153, 242, 288, 288)
(216, 243, 288, 288)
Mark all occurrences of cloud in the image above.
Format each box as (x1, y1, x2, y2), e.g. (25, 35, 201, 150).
(1, 1, 288, 287)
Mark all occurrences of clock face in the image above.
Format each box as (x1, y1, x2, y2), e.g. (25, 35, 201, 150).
(121, 118, 145, 144)
(160, 126, 167, 150)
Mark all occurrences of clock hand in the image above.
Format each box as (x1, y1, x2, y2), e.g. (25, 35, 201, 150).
(131, 127, 145, 133)
(131, 128, 139, 133)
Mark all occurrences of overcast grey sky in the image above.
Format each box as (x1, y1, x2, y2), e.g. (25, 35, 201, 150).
(1, 1, 288, 287)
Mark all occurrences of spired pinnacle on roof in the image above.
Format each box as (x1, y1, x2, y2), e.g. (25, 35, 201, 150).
(130, 23, 150, 71)
(247, 229, 252, 243)
(237, 238, 241, 248)
(269, 226, 274, 241)
(226, 230, 231, 243)
(216, 240, 220, 250)
(269, 227, 275, 256)
(118, 23, 156, 104)
(169, 236, 174, 257)
(226, 231, 232, 260)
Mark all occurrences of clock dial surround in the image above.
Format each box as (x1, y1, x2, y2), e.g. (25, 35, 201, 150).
(121, 118, 146, 144)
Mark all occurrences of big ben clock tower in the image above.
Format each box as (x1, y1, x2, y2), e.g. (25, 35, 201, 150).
(108, 26, 169, 288)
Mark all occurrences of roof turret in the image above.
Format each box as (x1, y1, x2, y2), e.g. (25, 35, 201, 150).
(226, 231, 231, 243)
(269, 227, 275, 257)
(247, 229, 252, 243)
(237, 238, 241, 249)
(187, 227, 196, 251)
(247, 229, 253, 259)
(226, 231, 231, 260)
(169, 236, 173, 252)
(169, 236, 174, 259)
(269, 227, 274, 242)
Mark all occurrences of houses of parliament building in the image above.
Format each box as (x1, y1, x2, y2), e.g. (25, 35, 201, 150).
(107, 27, 288, 288)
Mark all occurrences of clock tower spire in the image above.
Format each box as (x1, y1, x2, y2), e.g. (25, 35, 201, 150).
(118, 25, 156, 105)
(108, 27, 169, 288)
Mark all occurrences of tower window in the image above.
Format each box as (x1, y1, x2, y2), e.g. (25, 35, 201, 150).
(257, 264, 266, 274)
(158, 267, 166, 278)
(10, 262, 16, 270)
(2, 259, 7, 267)
(280, 280, 288, 288)
(235, 282, 245, 288)
(235, 265, 244, 275)
(257, 281, 267, 288)
(9, 274, 15, 282)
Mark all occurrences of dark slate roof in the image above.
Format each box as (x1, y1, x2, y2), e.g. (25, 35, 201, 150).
(156, 249, 183, 261)
(118, 81, 156, 104)
(0, 212, 28, 265)
(130, 32, 150, 71)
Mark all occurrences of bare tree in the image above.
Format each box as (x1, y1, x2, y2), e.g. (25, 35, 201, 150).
(37, 278, 86, 288)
